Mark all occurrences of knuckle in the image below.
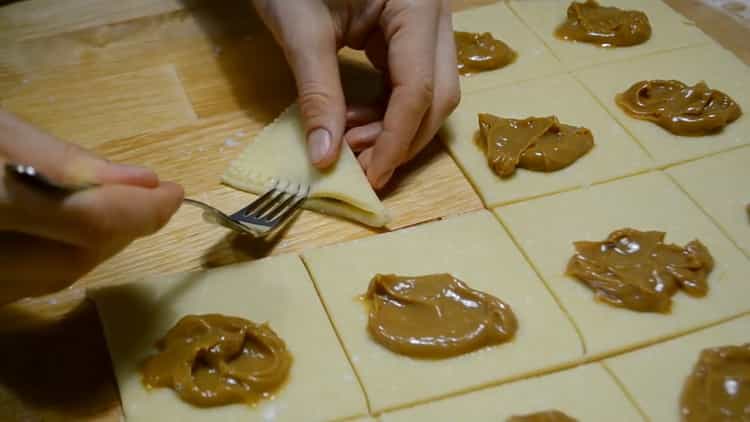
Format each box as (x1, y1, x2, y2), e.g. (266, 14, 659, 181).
(412, 77, 435, 105)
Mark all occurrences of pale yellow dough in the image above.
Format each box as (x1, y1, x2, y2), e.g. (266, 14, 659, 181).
(605, 314, 750, 422)
(452, 3, 564, 93)
(507, 0, 712, 70)
(575, 45, 750, 166)
(302, 210, 583, 413)
(223, 104, 389, 227)
(495, 172, 750, 358)
(667, 146, 750, 258)
(89, 255, 368, 422)
(380, 363, 643, 421)
(442, 74, 651, 207)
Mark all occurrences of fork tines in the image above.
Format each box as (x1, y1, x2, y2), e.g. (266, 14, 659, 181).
(231, 180, 310, 227)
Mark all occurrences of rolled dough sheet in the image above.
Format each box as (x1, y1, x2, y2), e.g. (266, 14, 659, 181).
(442, 74, 652, 208)
(380, 363, 643, 421)
(452, 2, 564, 94)
(605, 314, 750, 422)
(507, 0, 713, 70)
(89, 255, 368, 422)
(302, 210, 583, 413)
(667, 146, 750, 258)
(575, 44, 750, 166)
(495, 172, 750, 358)
(222, 104, 389, 227)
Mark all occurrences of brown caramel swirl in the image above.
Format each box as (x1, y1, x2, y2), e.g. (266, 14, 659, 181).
(477, 114, 594, 178)
(556, 0, 651, 47)
(616, 80, 742, 136)
(364, 274, 517, 358)
(680, 344, 750, 421)
(141, 314, 292, 407)
(508, 410, 579, 422)
(566, 229, 713, 313)
(455, 31, 516, 76)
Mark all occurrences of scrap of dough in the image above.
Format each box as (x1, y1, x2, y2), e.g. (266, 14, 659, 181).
(495, 172, 750, 358)
(575, 45, 750, 166)
(380, 363, 643, 421)
(222, 104, 389, 227)
(88, 254, 368, 422)
(605, 314, 750, 422)
(302, 210, 582, 413)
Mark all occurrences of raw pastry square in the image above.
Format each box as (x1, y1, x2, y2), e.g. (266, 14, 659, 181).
(507, 0, 713, 70)
(381, 363, 643, 421)
(452, 2, 564, 93)
(89, 255, 368, 422)
(442, 74, 652, 207)
(667, 146, 750, 258)
(575, 45, 750, 166)
(302, 210, 583, 413)
(495, 172, 750, 358)
(605, 315, 750, 422)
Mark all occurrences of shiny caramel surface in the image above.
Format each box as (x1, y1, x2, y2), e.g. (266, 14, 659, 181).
(363, 274, 517, 358)
(556, 0, 651, 47)
(477, 114, 594, 178)
(455, 31, 516, 76)
(616, 80, 743, 136)
(141, 314, 292, 407)
(680, 344, 750, 421)
(566, 229, 714, 313)
(508, 410, 579, 422)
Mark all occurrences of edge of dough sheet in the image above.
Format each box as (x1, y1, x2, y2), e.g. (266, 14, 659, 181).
(222, 104, 390, 227)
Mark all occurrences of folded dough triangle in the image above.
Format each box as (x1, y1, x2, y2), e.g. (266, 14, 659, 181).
(222, 104, 390, 227)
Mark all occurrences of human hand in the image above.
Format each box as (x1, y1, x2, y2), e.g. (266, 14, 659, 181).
(252, 0, 460, 189)
(0, 110, 184, 306)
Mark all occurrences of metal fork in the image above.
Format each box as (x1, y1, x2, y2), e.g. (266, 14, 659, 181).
(4, 162, 97, 192)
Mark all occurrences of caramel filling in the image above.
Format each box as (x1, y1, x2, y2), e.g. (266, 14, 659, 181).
(508, 410, 579, 422)
(455, 31, 516, 76)
(556, 0, 651, 47)
(566, 229, 713, 313)
(363, 274, 517, 358)
(616, 80, 742, 136)
(680, 344, 750, 421)
(141, 314, 292, 407)
(477, 114, 594, 178)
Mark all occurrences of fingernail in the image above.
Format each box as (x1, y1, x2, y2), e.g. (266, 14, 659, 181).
(308, 128, 332, 164)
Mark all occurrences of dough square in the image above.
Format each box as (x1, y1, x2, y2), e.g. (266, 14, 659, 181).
(574, 45, 750, 166)
(495, 172, 750, 358)
(442, 74, 652, 208)
(507, 0, 713, 70)
(666, 146, 750, 258)
(380, 363, 643, 421)
(89, 255, 368, 422)
(302, 210, 583, 413)
(452, 2, 564, 94)
(605, 314, 750, 422)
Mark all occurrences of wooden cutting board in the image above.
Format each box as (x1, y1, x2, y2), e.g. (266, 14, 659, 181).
(0, 0, 747, 420)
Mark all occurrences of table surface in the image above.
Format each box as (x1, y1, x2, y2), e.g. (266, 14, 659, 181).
(0, 0, 748, 420)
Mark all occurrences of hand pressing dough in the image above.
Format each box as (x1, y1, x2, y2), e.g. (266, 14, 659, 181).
(223, 104, 389, 227)
(495, 172, 750, 358)
(575, 45, 750, 166)
(302, 211, 582, 413)
(667, 146, 750, 258)
(89, 255, 368, 422)
(442, 74, 651, 207)
(605, 314, 750, 422)
(380, 363, 643, 421)
(507, 0, 712, 70)
(452, 3, 564, 94)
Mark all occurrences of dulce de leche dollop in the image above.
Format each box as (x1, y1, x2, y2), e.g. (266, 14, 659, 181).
(556, 0, 651, 47)
(508, 410, 579, 422)
(141, 314, 292, 407)
(477, 114, 594, 178)
(364, 274, 517, 358)
(566, 229, 714, 313)
(616, 80, 742, 136)
(680, 344, 750, 421)
(455, 31, 516, 76)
